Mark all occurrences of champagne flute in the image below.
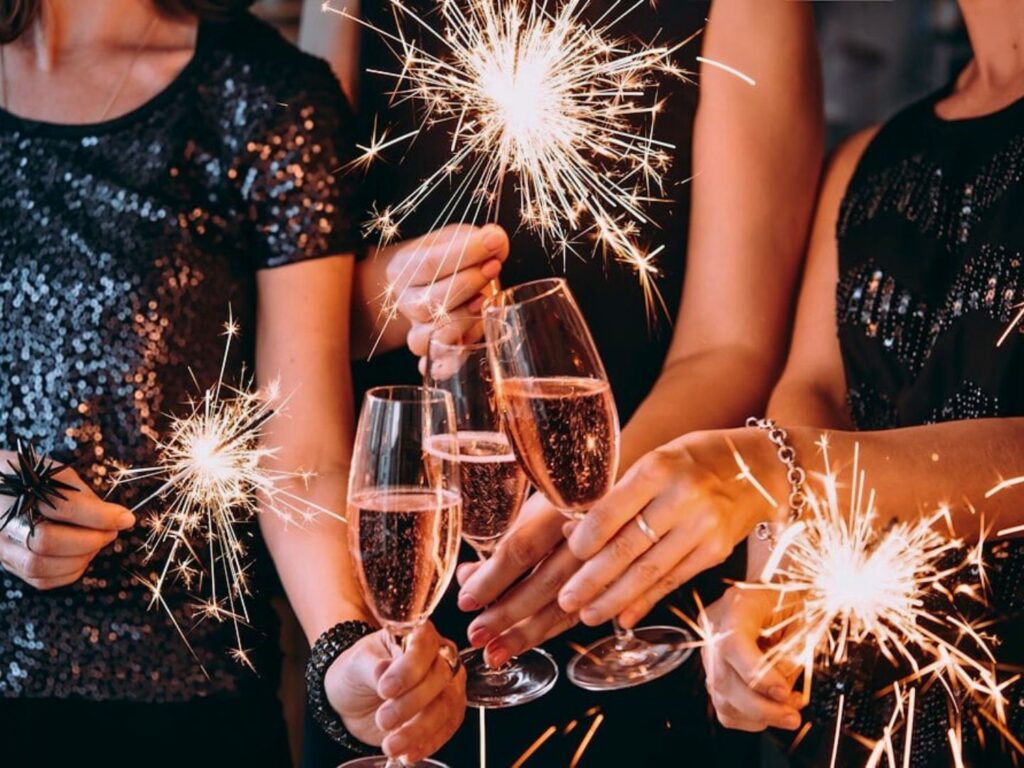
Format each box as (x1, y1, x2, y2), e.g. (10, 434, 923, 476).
(344, 386, 463, 768)
(483, 278, 694, 691)
(425, 315, 559, 708)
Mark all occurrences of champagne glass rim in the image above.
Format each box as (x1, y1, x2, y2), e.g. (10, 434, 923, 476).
(364, 385, 452, 405)
(482, 277, 568, 313)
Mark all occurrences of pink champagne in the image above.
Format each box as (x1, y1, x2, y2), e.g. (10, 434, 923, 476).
(348, 488, 462, 632)
(427, 432, 529, 555)
(500, 376, 618, 513)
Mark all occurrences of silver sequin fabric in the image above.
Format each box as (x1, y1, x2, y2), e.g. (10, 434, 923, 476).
(0, 14, 359, 701)
(824, 88, 1024, 765)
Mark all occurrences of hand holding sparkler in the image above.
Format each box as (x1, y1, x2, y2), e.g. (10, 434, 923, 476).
(0, 460, 134, 591)
(559, 427, 784, 627)
(324, 622, 467, 761)
(702, 585, 804, 733)
(382, 223, 509, 362)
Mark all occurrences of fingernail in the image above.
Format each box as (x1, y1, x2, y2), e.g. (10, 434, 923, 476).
(458, 591, 481, 612)
(769, 686, 789, 703)
(783, 714, 801, 730)
(384, 735, 407, 757)
(562, 521, 579, 538)
(486, 642, 509, 668)
(580, 607, 599, 626)
(482, 226, 505, 253)
(118, 512, 136, 529)
(379, 675, 401, 699)
(560, 591, 579, 612)
(377, 704, 399, 731)
(468, 624, 494, 647)
(374, 659, 391, 679)
(468, 295, 486, 312)
(481, 258, 502, 280)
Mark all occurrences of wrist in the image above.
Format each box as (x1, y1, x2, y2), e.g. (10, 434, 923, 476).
(305, 620, 378, 754)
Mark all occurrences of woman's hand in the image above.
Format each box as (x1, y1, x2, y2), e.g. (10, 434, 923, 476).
(559, 428, 783, 627)
(325, 622, 467, 763)
(703, 586, 803, 732)
(455, 492, 583, 667)
(386, 223, 510, 361)
(0, 469, 135, 590)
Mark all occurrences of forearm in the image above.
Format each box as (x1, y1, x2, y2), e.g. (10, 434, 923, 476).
(351, 247, 412, 359)
(260, 472, 372, 644)
(622, 346, 778, 470)
(768, 378, 853, 431)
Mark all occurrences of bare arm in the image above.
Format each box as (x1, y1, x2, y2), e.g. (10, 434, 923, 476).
(256, 255, 368, 640)
(621, 0, 823, 468)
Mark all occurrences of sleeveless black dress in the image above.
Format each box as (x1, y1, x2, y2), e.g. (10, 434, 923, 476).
(311, 3, 760, 767)
(784, 85, 1024, 767)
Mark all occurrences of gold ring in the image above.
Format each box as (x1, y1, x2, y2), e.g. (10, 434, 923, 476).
(634, 511, 660, 544)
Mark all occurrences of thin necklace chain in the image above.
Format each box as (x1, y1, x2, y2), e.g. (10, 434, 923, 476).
(0, 14, 160, 122)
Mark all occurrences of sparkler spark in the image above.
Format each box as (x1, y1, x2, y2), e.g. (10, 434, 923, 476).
(113, 317, 341, 665)
(324, 0, 694, 336)
(733, 437, 1019, 765)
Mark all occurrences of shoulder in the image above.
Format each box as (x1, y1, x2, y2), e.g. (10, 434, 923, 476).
(197, 13, 348, 119)
(818, 125, 881, 212)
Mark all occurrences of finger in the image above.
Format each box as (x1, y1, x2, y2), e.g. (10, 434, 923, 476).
(456, 560, 483, 587)
(722, 626, 791, 698)
(483, 600, 579, 668)
(378, 624, 442, 700)
(0, 538, 92, 579)
(459, 501, 565, 610)
(376, 654, 453, 732)
(713, 700, 771, 733)
(717, 665, 802, 730)
(24, 522, 118, 557)
(578, 523, 702, 627)
(16, 568, 88, 592)
(559, 490, 691, 614)
(407, 303, 490, 358)
(467, 543, 579, 646)
(383, 678, 466, 762)
(42, 496, 135, 531)
(389, 224, 509, 287)
(566, 452, 674, 561)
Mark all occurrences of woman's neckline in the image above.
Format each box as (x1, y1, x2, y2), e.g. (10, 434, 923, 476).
(928, 73, 1024, 128)
(0, 21, 206, 138)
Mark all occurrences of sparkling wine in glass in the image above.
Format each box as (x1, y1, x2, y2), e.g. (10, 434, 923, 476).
(485, 278, 695, 692)
(425, 316, 558, 708)
(343, 386, 462, 768)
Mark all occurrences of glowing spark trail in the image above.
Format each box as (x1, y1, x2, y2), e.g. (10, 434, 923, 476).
(112, 317, 341, 666)
(732, 437, 1020, 765)
(324, 0, 694, 335)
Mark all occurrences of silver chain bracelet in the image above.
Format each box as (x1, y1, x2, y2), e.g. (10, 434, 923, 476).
(746, 417, 808, 546)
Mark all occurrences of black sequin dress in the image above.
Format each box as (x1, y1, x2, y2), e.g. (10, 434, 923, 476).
(788, 85, 1024, 767)
(0, 12, 359, 763)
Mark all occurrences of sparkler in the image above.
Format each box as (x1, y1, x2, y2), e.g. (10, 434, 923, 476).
(113, 316, 340, 666)
(324, 0, 695, 334)
(733, 437, 1018, 765)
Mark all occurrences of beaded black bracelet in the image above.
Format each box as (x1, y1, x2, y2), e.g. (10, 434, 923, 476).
(305, 620, 378, 755)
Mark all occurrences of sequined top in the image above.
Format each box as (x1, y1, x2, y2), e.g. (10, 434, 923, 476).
(805, 87, 1024, 765)
(0, 14, 360, 702)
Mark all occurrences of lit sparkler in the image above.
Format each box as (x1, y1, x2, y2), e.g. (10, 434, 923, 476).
(734, 437, 1017, 764)
(324, 0, 696, 333)
(113, 316, 340, 666)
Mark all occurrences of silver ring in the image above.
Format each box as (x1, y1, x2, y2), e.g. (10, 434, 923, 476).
(3, 517, 31, 548)
(439, 641, 462, 677)
(634, 511, 660, 544)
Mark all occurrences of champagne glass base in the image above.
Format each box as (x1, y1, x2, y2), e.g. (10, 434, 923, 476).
(566, 625, 695, 692)
(461, 646, 559, 709)
(340, 758, 448, 768)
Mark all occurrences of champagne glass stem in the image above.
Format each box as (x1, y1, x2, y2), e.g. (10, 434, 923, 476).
(471, 548, 513, 675)
(383, 631, 413, 768)
(612, 619, 638, 652)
